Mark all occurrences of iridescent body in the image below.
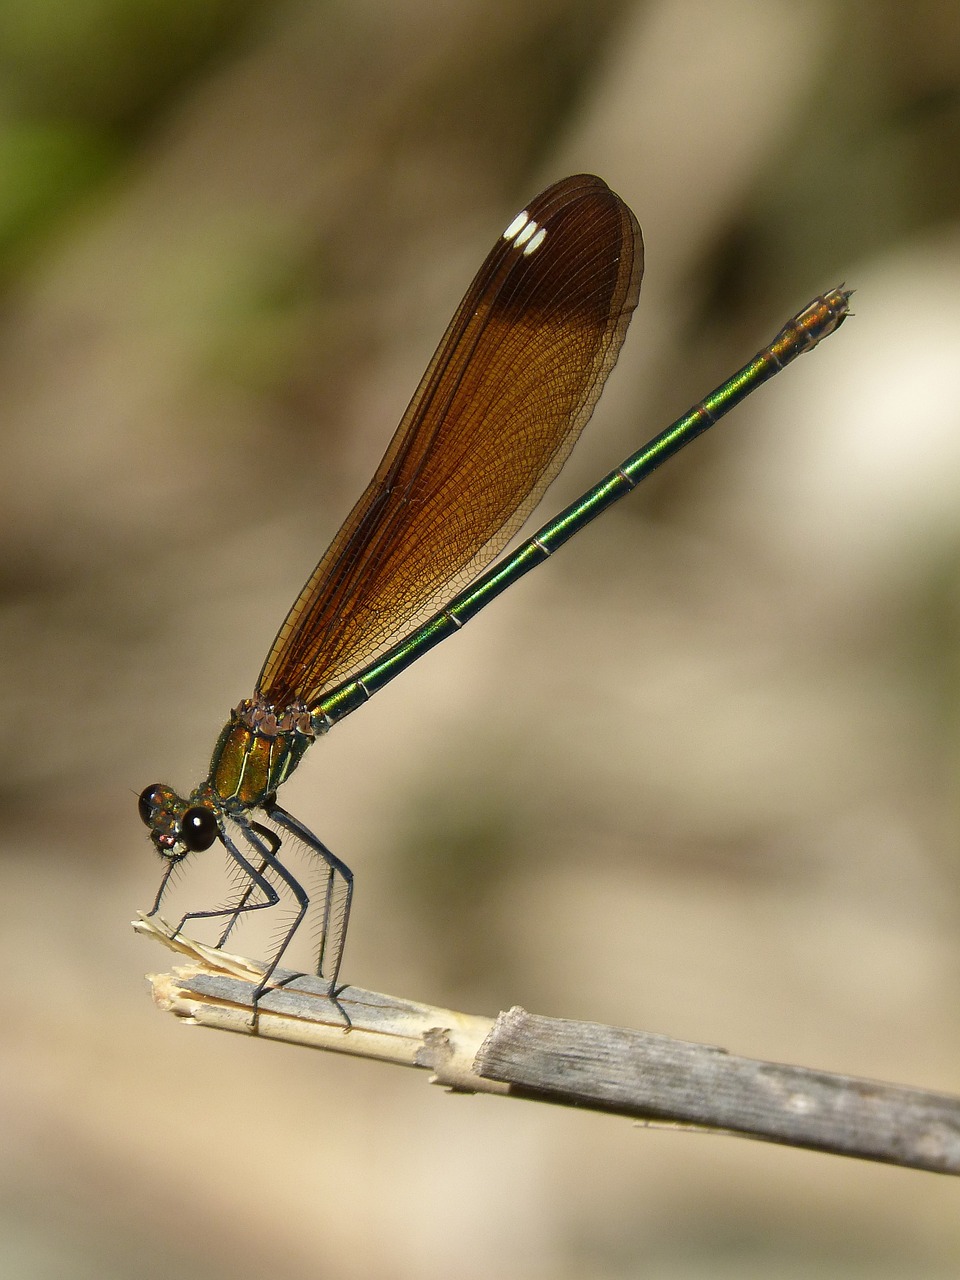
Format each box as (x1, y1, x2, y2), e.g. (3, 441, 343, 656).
(139, 174, 850, 1011)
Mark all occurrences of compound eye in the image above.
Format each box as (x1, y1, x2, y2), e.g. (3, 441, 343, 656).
(138, 784, 162, 827)
(180, 806, 219, 852)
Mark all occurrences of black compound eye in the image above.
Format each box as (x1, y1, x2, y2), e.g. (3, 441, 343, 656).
(138, 784, 162, 827)
(180, 807, 219, 852)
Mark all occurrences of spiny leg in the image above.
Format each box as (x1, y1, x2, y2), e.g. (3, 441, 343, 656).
(170, 818, 315, 1028)
(223, 819, 352, 1028)
(206, 812, 339, 991)
(214, 818, 335, 1004)
(215, 821, 279, 951)
(146, 857, 179, 919)
(172, 820, 282, 944)
(264, 797, 354, 996)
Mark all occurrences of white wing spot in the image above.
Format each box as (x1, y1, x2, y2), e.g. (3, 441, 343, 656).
(513, 219, 538, 248)
(503, 211, 529, 241)
(522, 226, 547, 255)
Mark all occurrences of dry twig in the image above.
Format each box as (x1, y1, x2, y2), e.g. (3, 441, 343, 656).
(136, 916, 960, 1175)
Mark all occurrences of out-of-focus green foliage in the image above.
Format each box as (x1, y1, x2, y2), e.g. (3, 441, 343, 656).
(0, 120, 114, 265)
(0, 0, 264, 123)
(0, 0, 264, 269)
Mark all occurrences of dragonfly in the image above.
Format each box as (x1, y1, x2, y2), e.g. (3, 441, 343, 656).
(139, 174, 849, 1013)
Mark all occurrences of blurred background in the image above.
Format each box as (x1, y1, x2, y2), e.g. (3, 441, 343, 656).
(2, 0, 960, 1275)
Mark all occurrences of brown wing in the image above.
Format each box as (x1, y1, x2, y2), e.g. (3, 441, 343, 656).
(257, 174, 643, 709)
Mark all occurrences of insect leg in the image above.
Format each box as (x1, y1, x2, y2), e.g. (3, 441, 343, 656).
(145, 857, 179, 918)
(263, 799, 354, 995)
(171, 818, 282, 944)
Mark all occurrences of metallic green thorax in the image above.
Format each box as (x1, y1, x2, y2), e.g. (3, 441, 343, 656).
(209, 697, 317, 808)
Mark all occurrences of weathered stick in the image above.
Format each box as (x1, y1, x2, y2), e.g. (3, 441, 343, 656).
(476, 1010, 960, 1173)
(136, 917, 960, 1174)
(136, 916, 501, 1092)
